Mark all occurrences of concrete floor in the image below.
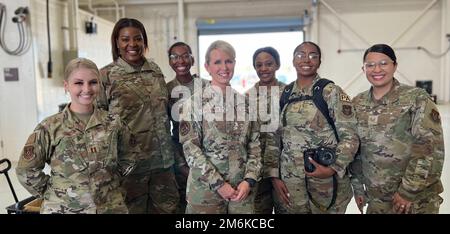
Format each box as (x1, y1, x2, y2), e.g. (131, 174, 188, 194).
(1, 103, 449, 214)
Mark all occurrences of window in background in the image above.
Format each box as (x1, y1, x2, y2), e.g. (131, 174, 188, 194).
(196, 17, 304, 93)
(198, 31, 303, 93)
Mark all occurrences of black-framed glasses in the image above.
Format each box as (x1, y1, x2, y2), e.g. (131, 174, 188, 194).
(363, 60, 394, 71)
(294, 52, 320, 60)
(169, 53, 191, 61)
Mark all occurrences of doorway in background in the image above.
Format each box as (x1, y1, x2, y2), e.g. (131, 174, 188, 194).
(197, 17, 304, 93)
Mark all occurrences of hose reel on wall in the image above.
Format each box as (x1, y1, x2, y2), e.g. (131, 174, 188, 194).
(0, 3, 31, 56)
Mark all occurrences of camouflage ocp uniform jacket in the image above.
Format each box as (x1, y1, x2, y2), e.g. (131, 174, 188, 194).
(270, 75, 359, 179)
(97, 57, 175, 174)
(167, 76, 209, 168)
(351, 78, 444, 206)
(16, 105, 137, 214)
(179, 84, 262, 200)
(268, 75, 359, 212)
(251, 81, 286, 179)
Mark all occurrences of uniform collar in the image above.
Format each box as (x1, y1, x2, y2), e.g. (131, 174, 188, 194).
(291, 74, 321, 95)
(116, 57, 155, 73)
(62, 104, 104, 131)
(366, 78, 401, 106)
(254, 79, 284, 94)
(173, 74, 198, 86)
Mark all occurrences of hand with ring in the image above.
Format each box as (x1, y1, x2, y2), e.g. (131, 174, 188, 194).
(392, 192, 412, 214)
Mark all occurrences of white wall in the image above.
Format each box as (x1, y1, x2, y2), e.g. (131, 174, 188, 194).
(77, 9, 115, 68)
(30, 0, 69, 122)
(0, 0, 38, 162)
(0, 0, 113, 162)
(443, 0, 450, 103)
(31, 0, 114, 122)
(314, 0, 447, 99)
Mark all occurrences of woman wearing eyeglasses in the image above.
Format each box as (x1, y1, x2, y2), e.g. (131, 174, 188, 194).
(166, 41, 209, 213)
(270, 41, 359, 213)
(350, 44, 444, 214)
(97, 18, 179, 214)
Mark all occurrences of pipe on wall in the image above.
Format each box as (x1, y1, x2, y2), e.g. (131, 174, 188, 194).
(178, 0, 185, 42)
(67, 0, 79, 51)
(441, 0, 450, 102)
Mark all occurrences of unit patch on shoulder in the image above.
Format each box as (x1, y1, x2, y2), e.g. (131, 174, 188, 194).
(180, 121, 191, 136)
(340, 94, 351, 102)
(23, 145, 35, 161)
(342, 105, 353, 116)
(430, 109, 441, 123)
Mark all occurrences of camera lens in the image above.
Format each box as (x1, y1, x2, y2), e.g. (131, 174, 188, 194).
(321, 152, 334, 164)
(317, 147, 336, 166)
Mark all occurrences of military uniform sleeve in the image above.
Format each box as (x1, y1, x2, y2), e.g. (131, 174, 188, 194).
(179, 101, 225, 191)
(262, 126, 281, 179)
(96, 68, 111, 111)
(326, 85, 360, 178)
(259, 90, 282, 179)
(348, 150, 366, 198)
(154, 76, 176, 167)
(15, 125, 51, 197)
(244, 119, 262, 181)
(397, 92, 445, 201)
(169, 95, 188, 168)
(117, 121, 138, 177)
(349, 96, 366, 197)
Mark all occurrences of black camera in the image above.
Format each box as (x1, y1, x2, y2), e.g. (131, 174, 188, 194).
(304, 147, 336, 173)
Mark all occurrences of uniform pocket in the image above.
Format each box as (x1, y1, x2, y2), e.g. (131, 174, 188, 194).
(52, 137, 88, 177)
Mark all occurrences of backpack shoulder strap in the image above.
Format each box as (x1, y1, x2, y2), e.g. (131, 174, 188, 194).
(279, 81, 295, 112)
(312, 79, 339, 142)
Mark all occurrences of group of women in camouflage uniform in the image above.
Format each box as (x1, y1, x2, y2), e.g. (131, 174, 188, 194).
(16, 17, 444, 214)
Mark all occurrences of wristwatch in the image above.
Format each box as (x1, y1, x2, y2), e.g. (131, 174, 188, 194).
(244, 178, 256, 187)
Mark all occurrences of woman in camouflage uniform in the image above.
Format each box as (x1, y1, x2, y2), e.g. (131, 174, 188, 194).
(179, 40, 262, 214)
(250, 47, 285, 214)
(97, 18, 179, 214)
(166, 42, 209, 213)
(16, 58, 136, 214)
(270, 42, 359, 214)
(351, 44, 444, 214)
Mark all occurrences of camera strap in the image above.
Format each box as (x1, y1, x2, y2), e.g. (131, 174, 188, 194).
(305, 174, 338, 211)
(280, 78, 339, 211)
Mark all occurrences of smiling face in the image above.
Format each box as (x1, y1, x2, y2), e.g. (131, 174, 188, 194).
(205, 48, 235, 88)
(169, 45, 194, 77)
(254, 51, 279, 85)
(363, 52, 397, 91)
(293, 43, 321, 80)
(64, 67, 99, 113)
(117, 26, 145, 66)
